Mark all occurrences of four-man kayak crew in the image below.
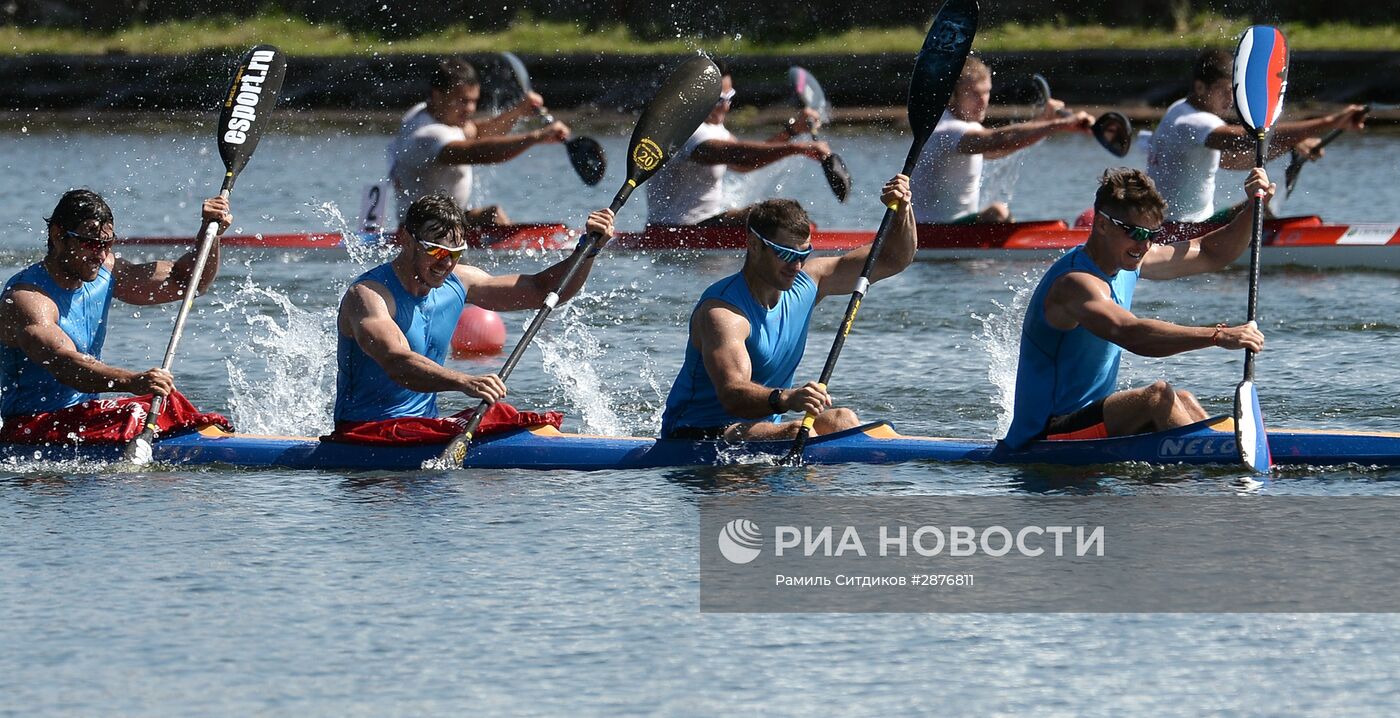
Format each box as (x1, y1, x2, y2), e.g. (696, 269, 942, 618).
(910, 56, 1094, 225)
(645, 60, 832, 227)
(1003, 167, 1273, 449)
(329, 193, 615, 443)
(0, 189, 234, 444)
(1146, 49, 1367, 223)
(660, 174, 915, 441)
(388, 57, 571, 227)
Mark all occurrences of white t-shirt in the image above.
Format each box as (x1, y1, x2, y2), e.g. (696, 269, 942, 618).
(645, 121, 735, 225)
(1146, 98, 1227, 222)
(910, 110, 984, 223)
(387, 102, 472, 223)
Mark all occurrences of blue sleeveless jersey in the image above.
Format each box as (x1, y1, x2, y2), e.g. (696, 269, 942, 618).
(334, 263, 467, 422)
(0, 263, 115, 416)
(661, 271, 818, 437)
(1004, 246, 1139, 448)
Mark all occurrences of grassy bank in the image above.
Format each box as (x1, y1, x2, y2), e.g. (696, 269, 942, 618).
(3, 14, 1398, 55)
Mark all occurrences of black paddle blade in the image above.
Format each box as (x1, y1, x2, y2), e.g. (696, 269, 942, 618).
(566, 136, 607, 185)
(1284, 150, 1305, 197)
(789, 66, 832, 125)
(1092, 111, 1133, 157)
(624, 56, 722, 187)
(1030, 73, 1051, 111)
(500, 51, 533, 96)
(218, 45, 286, 187)
(822, 153, 852, 202)
(906, 0, 979, 169)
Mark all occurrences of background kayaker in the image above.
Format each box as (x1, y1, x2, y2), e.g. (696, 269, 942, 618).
(645, 59, 832, 227)
(1003, 167, 1272, 450)
(660, 174, 915, 441)
(0, 189, 234, 443)
(1146, 48, 1367, 222)
(329, 193, 615, 444)
(910, 55, 1094, 225)
(388, 57, 571, 228)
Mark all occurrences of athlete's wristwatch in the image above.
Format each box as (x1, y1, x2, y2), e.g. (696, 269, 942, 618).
(768, 388, 785, 413)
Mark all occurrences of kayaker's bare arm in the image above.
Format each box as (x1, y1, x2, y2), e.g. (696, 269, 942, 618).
(474, 92, 562, 137)
(340, 281, 505, 403)
(463, 209, 615, 311)
(694, 300, 833, 419)
(0, 286, 171, 395)
(112, 197, 231, 305)
(436, 124, 567, 165)
(1046, 272, 1263, 357)
(807, 174, 916, 298)
(762, 108, 823, 143)
(1141, 168, 1273, 279)
(690, 138, 829, 173)
(958, 105, 1092, 159)
(1209, 105, 1366, 168)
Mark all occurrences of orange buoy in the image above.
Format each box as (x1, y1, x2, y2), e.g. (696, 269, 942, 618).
(451, 305, 506, 357)
(1073, 207, 1096, 228)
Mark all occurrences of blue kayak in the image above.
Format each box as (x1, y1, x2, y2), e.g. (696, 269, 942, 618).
(3, 415, 1399, 471)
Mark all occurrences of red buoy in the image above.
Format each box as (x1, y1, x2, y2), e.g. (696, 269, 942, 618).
(451, 305, 506, 357)
(1073, 207, 1096, 228)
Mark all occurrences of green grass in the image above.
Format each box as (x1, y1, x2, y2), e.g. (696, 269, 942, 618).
(1, 13, 1396, 55)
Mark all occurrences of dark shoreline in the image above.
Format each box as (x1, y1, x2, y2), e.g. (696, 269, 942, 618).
(4, 49, 1397, 117)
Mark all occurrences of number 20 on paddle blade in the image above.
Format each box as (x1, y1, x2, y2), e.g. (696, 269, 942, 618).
(1235, 380, 1272, 474)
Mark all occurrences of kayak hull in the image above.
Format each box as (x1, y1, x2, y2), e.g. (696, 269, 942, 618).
(120, 218, 1400, 269)
(7, 416, 1399, 472)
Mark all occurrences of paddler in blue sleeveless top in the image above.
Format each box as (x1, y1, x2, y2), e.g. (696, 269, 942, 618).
(333, 193, 614, 435)
(1003, 167, 1272, 449)
(661, 174, 915, 441)
(0, 189, 232, 440)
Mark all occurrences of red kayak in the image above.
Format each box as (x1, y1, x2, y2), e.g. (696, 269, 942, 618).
(122, 223, 576, 252)
(122, 217, 1400, 269)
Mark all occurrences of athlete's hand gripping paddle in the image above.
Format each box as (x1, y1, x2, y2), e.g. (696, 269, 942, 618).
(501, 52, 607, 186)
(782, 0, 978, 465)
(123, 45, 286, 466)
(1231, 25, 1289, 475)
(789, 66, 853, 202)
(434, 56, 722, 468)
(1283, 105, 1367, 198)
(1031, 73, 1133, 158)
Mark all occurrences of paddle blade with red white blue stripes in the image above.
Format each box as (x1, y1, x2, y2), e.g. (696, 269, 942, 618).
(1233, 26, 1289, 134)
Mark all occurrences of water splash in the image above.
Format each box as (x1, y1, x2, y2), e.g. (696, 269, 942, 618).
(215, 276, 338, 435)
(981, 154, 1025, 211)
(973, 271, 1038, 438)
(536, 297, 627, 435)
(535, 286, 672, 437)
(307, 199, 397, 266)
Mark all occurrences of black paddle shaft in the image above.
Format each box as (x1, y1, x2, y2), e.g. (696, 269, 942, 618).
(1284, 123, 1351, 197)
(1243, 135, 1266, 382)
(453, 191, 629, 442)
(124, 45, 286, 465)
(785, 0, 978, 463)
(437, 56, 722, 466)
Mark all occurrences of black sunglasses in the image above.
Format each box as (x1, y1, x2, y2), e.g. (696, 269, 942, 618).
(63, 230, 117, 251)
(1098, 211, 1163, 242)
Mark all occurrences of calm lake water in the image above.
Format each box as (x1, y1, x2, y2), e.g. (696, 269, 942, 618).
(2, 116, 1399, 715)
